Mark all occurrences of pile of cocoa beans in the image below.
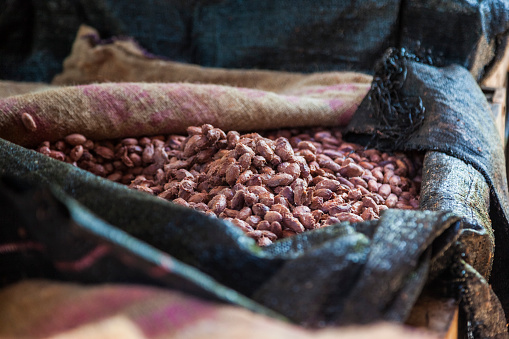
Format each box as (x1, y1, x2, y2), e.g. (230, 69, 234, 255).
(34, 125, 422, 246)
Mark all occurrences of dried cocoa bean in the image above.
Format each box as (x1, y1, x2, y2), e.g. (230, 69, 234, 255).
(317, 154, 342, 172)
(310, 196, 324, 210)
(297, 149, 316, 162)
(70, 145, 84, 162)
(361, 207, 378, 220)
(371, 168, 384, 182)
(292, 205, 311, 216)
(183, 134, 209, 157)
(267, 173, 294, 187)
(314, 188, 334, 200)
(297, 140, 317, 153)
(237, 170, 254, 185)
(315, 178, 341, 191)
(230, 190, 245, 210)
(246, 215, 263, 227)
(339, 163, 364, 178)
(258, 192, 275, 206)
(311, 210, 324, 222)
(350, 177, 368, 189)
(238, 206, 252, 220)
(274, 137, 294, 161)
(225, 163, 242, 186)
(229, 218, 254, 233)
(335, 212, 364, 223)
(337, 177, 354, 189)
(282, 214, 305, 233)
(378, 184, 392, 199)
(189, 192, 208, 203)
(238, 153, 253, 171)
(49, 150, 65, 161)
(299, 213, 316, 230)
(264, 211, 283, 223)
(347, 188, 363, 201)
(277, 162, 300, 179)
(328, 203, 352, 215)
(95, 146, 115, 159)
(362, 196, 379, 215)
(65, 133, 87, 146)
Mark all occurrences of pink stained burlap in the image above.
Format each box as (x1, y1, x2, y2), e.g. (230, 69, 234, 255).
(0, 25, 371, 148)
(0, 280, 438, 339)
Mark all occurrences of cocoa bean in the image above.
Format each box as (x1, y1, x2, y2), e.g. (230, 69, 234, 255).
(337, 177, 355, 188)
(65, 133, 87, 146)
(299, 213, 316, 229)
(238, 206, 252, 220)
(314, 188, 334, 200)
(378, 184, 392, 199)
(277, 162, 301, 179)
(328, 203, 352, 215)
(229, 218, 254, 232)
(367, 179, 379, 192)
(297, 140, 317, 153)
(335, 212, 364, 223)
(315, 178, 341, 191)
(317, 154, 342, 172)
(348, 188, 363, 201)
(264, 211, 283, 223)
(274, 137, 294, 161)
(362, 196, 379, 215)
(311, 210, 324, 222)
(292, 205, 311, 217)
(95, 146, 115, 159)
(267, 173, 294, 187)
(70, 145, 84, 162)
(297, 149, 316, 162)
(359, 161, 374, 170)
(245, 215, 262, 227)
(252, 203, 270, 217)
(361, 207, 378, 220)
(339, 163, 364, 178)
(350, 177, 368, 189)
(282, 215, 305, 233)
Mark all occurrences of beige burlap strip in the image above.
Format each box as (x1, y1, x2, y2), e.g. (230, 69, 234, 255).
(0, 280, 436, 339)
(0, 79, 369, 147)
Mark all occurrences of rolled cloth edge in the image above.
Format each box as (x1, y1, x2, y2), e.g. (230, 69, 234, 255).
(0, 80, 370, 148)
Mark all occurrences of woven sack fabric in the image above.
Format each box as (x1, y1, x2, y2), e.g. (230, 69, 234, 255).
(1, 26, 509, 337)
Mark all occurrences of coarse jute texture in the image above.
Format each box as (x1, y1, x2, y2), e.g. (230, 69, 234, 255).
(0, 280, 436, 339)
(0, 26, 371, 148)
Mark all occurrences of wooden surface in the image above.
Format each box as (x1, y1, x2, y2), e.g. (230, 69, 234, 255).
(482, 86, 507, 143)
(481, 39, 509, 89)
(482, 36, 509, 144)
(406, 294, 459, 337)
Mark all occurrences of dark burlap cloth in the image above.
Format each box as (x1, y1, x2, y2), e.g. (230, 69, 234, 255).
(2, 0, 509, 82)
(0, 139, 460, 327)
(346, 49, 509, 338)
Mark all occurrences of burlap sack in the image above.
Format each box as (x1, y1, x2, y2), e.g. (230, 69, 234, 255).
(0, 26, 371, 148)
(0, 280, 437, 339)
(0, 26, 508, 339)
